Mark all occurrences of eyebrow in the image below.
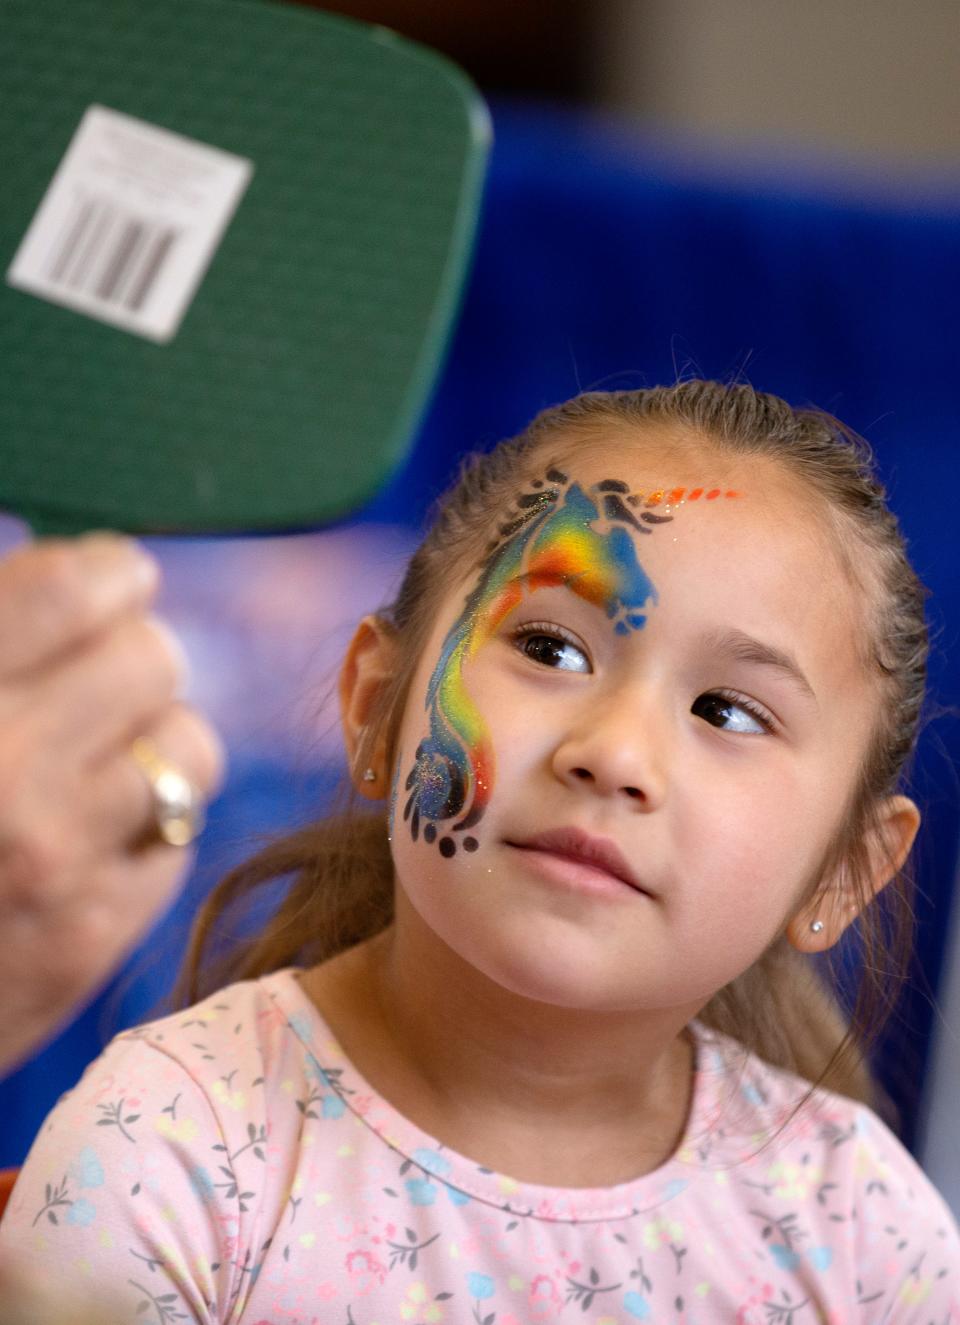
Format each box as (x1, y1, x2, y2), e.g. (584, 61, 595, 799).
(702, 627, 817, 703)
(498, 576, 818, 702)
(503, 569, 585, 594)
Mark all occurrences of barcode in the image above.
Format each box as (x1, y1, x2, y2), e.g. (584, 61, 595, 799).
(8, 105, 253, 342)
(46, 193, 179, 314)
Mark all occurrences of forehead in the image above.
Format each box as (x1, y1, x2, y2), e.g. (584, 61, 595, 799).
(431, 427, 874, 682)
(538, 424, 851, 572)
(544, 431, 872, 675)
(546, 424, 792, 506)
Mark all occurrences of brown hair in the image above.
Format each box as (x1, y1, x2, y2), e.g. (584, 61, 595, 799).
(179, 381, 928, 1115)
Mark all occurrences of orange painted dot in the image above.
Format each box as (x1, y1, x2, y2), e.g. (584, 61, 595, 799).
(646, 490, 664, 506)
(706, 488, 721, 500)
(725, 490, 741, 499)
(688, 487, 703, 500)
(669, 487, 685, 502)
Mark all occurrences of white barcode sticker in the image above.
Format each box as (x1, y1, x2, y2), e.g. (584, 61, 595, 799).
(6, 105, 254, 343)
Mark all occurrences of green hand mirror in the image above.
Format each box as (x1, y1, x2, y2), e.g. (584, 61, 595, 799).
(1, 0, 489, 535)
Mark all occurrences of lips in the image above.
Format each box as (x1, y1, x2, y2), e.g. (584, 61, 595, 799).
(506, 827, 644, 893)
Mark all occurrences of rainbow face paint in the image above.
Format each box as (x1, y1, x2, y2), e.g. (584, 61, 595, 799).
(402, 468, 738, 856)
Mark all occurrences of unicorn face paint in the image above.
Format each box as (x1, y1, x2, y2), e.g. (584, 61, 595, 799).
(401, 468, 740, 857)
(386, 453, 882, 1021)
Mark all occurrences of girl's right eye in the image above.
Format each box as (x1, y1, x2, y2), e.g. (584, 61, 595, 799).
(512, 622, 591, 673)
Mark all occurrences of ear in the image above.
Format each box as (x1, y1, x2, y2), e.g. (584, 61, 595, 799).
(786, 794, 921, 953)
(339, 615, 397, 799)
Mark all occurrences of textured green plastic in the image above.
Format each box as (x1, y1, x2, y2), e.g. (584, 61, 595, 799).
(0, 0, 489, 534)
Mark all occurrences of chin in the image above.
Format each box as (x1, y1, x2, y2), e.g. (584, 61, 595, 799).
(466, 926, 724, 1015)
(466, 933, 635, 1012)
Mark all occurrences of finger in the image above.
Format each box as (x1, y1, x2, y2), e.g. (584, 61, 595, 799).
(0, 534, 159, 678)
(109, 702, 227, 850)
(21, 612, 189, 761)
(0, 704, 223, 914)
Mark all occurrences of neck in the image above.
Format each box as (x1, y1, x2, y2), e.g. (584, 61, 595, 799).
(306, 895, 702, 1187)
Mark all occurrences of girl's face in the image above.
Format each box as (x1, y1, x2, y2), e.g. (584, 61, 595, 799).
(384, 440, 882, 1016)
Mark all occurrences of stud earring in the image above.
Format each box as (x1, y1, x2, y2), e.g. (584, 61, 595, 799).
(810, 919, 824, 934)
(362, 768, 377, 783)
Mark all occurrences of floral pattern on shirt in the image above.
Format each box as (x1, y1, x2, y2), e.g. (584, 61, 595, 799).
(2, 969, 958, 1324)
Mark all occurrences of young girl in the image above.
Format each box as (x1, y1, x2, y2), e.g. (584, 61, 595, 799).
(2, 381, 958, 1322)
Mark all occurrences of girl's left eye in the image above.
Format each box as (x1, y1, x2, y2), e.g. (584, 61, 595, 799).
(512, 623, 591, 673)
(691, 691, 771, 735)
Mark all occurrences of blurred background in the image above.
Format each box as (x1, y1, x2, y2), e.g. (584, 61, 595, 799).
(2, 0, 959, 1210)
(319, 0, 960, 179)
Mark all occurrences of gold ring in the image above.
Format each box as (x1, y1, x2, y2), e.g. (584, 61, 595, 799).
(130, 737, 205, 847)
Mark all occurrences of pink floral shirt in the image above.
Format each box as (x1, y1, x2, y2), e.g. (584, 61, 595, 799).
(2, 969, 958, 1323)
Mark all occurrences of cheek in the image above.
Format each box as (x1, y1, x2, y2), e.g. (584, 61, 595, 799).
(675, 776, 834, 918)
(388, 807, 497, 968)
(391, 631, 514, 862)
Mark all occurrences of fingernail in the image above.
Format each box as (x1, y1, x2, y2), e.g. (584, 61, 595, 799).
(79, 532, 159, 594)
(144, 613, 191, 692)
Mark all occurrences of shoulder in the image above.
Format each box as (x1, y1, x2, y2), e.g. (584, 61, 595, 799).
(113, 967, 309, 1077)
(692, 1027, 960, 1299)
(0, 970, 320, 1316)
(100, 968, 321, 1143)
(30, 969, 311, 1124)
(6, 969, 319, 1220)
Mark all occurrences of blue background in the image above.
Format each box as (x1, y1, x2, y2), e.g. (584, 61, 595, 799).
(3, 101, 959, 1164)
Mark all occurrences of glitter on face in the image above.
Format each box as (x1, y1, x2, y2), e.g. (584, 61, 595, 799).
(402, 470, 664, 855)
(401, 470, 742, 855)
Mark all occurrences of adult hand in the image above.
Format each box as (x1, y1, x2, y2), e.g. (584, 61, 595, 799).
(0, 533, 225, 1075)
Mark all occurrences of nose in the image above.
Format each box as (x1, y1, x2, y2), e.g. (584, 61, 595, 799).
(551, 699, 666, 809)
